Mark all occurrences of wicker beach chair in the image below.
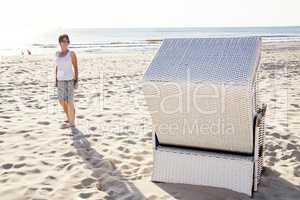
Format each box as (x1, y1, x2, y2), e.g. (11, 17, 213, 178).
(143, 37, 267, 196)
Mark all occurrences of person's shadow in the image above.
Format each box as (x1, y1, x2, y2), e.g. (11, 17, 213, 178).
(71, 127, 145, 200)
(70, 127, 300, 200)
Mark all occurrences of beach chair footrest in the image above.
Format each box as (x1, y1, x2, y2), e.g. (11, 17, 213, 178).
(152, 145, 254, 196)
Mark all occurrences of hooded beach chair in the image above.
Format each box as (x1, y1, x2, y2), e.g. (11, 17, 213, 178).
(142, 37, 267, 196)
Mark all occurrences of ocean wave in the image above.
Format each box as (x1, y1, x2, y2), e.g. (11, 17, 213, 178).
(32, 40, 161, 49)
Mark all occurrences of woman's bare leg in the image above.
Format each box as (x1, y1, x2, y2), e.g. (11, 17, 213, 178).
(67, 101, 75, 125)
(59, 100, 69, 122)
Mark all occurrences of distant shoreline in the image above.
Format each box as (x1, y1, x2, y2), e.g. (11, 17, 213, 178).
(1, 26, 300, 56)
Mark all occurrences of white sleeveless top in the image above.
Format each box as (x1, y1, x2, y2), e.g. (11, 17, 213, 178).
(56, 51, 74, 81)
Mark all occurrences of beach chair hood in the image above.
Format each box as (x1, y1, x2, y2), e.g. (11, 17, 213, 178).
(143, 37, 262, 154)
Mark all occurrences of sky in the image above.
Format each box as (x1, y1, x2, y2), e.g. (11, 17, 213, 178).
(0, 0, 299, 29)
(0, 0, 299, 47)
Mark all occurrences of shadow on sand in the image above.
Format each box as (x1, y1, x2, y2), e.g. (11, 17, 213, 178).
(71, 127, 145, 200)
(154, 167, 300, 200)
(70, 127, 299, 200)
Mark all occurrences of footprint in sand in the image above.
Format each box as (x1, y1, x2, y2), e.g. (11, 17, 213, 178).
(75, 94, 85, 98)
(121, 164, 130, 170)
(123, 140, 136, 145)
(2, 163, 13, 169)
(81, 177, 96, 187)
(291, 151, 300, 162)
(28, 168, 41, 174)
(79, 192, 93, 199)
(63, 151, 75, 157)
(37, 121, 50, 125)
(290, 103, 300, 108)
(133, 155, 144, 162)
(42, 187, 53, 192)
(40, 161, 52, 166)
(118, 146, 130, 153)
(23, 187, 38, 197)
(17, 129, 32, 134)
(271, 132, 281, 139)
(0, 115, 11, 119)
(73, 184, 84, 190)
(89, 126, 97, 131)
(294, 165, 300, 177)
(77, 115, 85, 119)
(46, 175, 56, 180)
(287, 143, 297, 150)
(14, 163, 27, 169)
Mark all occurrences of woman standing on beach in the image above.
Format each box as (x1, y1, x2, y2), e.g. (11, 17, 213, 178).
(55, 34, 78, 128)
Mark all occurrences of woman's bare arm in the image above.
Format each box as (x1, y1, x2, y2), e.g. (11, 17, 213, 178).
(55, 65, 58, 87)
(71, 51, 78, 81)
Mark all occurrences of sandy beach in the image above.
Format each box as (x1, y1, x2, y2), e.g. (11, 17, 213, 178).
(0, 40, 300, 200)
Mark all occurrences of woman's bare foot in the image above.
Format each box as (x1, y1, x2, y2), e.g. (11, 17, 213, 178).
(60, 123, 75, 129)
(60, 123, 69, 129)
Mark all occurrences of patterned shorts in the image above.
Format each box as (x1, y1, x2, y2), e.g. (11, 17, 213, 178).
(57, 80, 74, 101)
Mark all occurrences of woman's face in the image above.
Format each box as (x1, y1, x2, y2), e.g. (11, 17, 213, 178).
(59, 37, 69, 51)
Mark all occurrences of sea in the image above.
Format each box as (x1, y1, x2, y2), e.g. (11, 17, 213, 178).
(1, 26, 300, 56)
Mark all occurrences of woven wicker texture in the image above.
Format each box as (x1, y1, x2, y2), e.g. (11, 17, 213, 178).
(144, 37, 261, 83)
(143, 37, 261, 153)
(143, 82, 254, 153)
(152, 146, 254, 196)
(253, 104, 266, 191)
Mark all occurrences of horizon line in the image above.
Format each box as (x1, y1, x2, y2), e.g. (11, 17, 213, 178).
(57, 25, 300, 30)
